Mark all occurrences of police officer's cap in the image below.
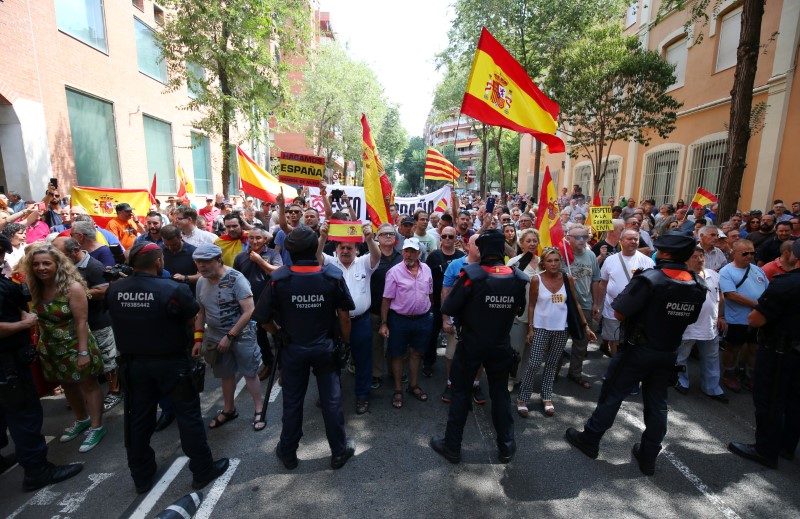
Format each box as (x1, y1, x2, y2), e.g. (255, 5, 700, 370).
(654, 230, 696, 260)
(192, 243, 223, 261)
(116, 202, 133, 212)
(285, 225, 318, 255)
(128, 242, 161, 268)
(0, 234, 11, 255)
(476, 229, 506, 260)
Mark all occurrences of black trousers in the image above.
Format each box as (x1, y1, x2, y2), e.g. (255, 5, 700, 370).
(753, 345, 800, 459)
(0, 365, 47, 473)
(423, 307, 442, 368)
(444, 340, 514, 454)
(124, 357, 214, 486)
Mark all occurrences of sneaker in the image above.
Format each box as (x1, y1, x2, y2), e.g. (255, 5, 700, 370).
(630, 383, 641, 396)
(422, 364, 433, 378)
(440, 384, 453, 404)
(60, 418, 91, 443)
(371, 377, 382, 390)
(79, 427, 106, 453)
(472, 385, 487, 405)
(103, 393, 122, 411)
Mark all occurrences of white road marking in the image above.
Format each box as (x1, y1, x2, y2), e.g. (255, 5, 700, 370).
(6, 487, 62, 519)
(620, 407, 742, 519)
(128, 456, 189, 519)
(192, 458, 240, 519)
(57, 472, 112, 513)
(269, 382, 283, 403)
(233, 377, 246, 399)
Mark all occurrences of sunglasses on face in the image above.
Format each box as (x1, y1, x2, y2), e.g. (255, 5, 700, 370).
(287, 210, 302, 214)
(570, 235, 589, 240)
(378, 232, 396, 238)
(739, 251, 755, 256)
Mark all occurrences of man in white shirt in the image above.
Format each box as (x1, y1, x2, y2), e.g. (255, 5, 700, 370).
(175, 207, 218, 248)
(594, 229, 655, 357)
(318, 222, 380, 415)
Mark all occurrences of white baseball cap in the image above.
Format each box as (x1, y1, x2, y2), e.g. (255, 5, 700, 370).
(402, 237, 420, 251)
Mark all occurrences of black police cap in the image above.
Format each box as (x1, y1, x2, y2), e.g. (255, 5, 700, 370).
(285, 225, 318, 255)
(654, 230, 696, 253)
(476, 229, 506, 260)
(0, 234, 11, 255)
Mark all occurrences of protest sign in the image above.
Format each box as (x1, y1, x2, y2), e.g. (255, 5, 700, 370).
(278, 152, 325, 187)
(589, 206, 613, 231)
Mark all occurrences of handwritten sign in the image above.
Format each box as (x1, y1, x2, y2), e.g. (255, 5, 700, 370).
(589, 206, 613, 231)
(278, 152, 324, 186)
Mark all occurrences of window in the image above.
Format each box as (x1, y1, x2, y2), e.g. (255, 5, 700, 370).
(65, 89, 120, 187)
(641, 148, 680, 207)
(134, 18, 167, 83)
(716, 7, 742, 72)
(191, 133, 213, 195)
(153, 5, 165, 26)
(599, 159, 620, 199)
(574, 164, 592, 197)
(132, 0, 144, 10)
(54, 0, 108, 53)
(665, 38, 688, 90)
(685, 136, 727, 202)
(187, 62, 205, 99)
(625, 2, 638, 28)
(143, 115, 175, 193)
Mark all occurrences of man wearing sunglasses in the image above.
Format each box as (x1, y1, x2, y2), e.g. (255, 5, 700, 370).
(718, 240, 768, 392)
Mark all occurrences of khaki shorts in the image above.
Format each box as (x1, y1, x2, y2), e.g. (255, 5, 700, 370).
(208, 334, 262, 379)
(600, 318, 622, 342)
(92, 326, 118, 373)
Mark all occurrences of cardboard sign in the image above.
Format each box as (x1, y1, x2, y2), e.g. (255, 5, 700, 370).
(278, 152, 325, 187)
(589, 206, 613, 231)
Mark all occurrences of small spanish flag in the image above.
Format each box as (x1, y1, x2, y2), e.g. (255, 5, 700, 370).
(435, 197, 448, 213)
(328, 219, 364, 243)
(690, 187, 718, 209)
(424, 147, 461, 182)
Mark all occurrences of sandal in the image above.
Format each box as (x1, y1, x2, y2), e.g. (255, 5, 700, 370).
(567, 374, 591, 389)
(392, 390, 403, 409)
(542, 401, 555, 417)
(209, 408, 238, 429)
(407, 385, 428, 402)
(516, 401, 529, 418)
(253, 412, 266, 432)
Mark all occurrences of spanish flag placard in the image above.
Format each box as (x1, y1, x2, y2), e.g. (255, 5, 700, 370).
(278, 152, 325, 187)
(70, 186, 151, 228)
(328, 219, 364, 243)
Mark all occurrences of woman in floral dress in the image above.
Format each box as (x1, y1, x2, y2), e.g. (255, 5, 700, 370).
(21, 244, 106, 452)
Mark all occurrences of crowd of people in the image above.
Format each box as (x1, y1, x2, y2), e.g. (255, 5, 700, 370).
(0, 179, 798, 491)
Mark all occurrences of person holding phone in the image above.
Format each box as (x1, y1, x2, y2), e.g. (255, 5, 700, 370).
(106, 203, 144, 249)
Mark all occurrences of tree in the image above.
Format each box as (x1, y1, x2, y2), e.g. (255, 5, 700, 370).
(376, 105, 408, 173)
(397, 136, 427, 194)
(657, 0, 767, 221)
(158, 0, 313, 197)
(546, 25, 682, 194)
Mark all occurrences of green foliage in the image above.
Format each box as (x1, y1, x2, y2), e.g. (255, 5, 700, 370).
(157, 0, 314, 196)
(546, 24, 682, 192)
(397, 136, 427, 194)
(376, 105, 408, 172)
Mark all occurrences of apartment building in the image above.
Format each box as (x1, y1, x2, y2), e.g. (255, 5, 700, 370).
(424, 111, 479, 187)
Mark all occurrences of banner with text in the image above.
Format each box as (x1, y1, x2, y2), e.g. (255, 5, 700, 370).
(589, 206, 613, 231)
(307, 185, 452, 223)
(278, 152, 325, 187)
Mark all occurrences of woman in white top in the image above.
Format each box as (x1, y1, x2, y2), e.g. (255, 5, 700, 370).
(506, 229, 541, 392)
(517, 247, 594, 417)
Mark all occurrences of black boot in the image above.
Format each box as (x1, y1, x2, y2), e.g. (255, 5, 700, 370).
(430, 435, 461, 464)
(565, 427, 599, 459)
(632, 443, 656, 476)
(23, 462, 83, 492)
(191, 458, 230, 489)
(331, 439, 356, 469)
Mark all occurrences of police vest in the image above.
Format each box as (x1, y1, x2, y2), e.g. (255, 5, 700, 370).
(106, 274, 197, 356)
(459, 263, 528, 346)
(270, 264, 354, 346)
(624, 266, 706, 352)
(0, 277, 29, 351)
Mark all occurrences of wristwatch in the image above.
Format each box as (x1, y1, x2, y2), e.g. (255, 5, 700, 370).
(77, 351, 89, 357)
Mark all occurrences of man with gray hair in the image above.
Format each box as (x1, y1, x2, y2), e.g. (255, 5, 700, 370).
(70, 220, 115, 266)
(698, 225, 728, 272)
(592, 219, 625, 268)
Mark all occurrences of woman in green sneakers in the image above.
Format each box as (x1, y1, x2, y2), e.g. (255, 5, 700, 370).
(21, 244, 106, 453)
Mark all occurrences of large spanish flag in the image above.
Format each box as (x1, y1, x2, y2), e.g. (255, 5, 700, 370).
(70, 186, 151, 228)
(535, 167, 565, 254)
(361, 114, 393, 227)
(462, 28, 564, 153)
(690, 187, 718, 208)
(237, 147, 297, 203)
(424, 147, 461, 182)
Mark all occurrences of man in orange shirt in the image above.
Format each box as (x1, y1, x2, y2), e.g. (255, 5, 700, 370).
(105, 203, 144, 249)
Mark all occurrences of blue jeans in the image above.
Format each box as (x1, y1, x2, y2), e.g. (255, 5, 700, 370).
(350, 313, 373, 401)
(676, 337, 723, 395)
(387, 312, 433, 357)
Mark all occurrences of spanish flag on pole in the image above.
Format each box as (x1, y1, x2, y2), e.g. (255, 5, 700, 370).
(424, 147, 461, 182)
(690, 187, 718, 208)
(176, 162, 193, 198)
(361, 114, 393, 227)
(462, 28, 565, 153)
(236, 147, 297, 203)
(535, 167, 565, 254)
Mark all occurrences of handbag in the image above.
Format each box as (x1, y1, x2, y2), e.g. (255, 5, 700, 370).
(562, 272, 586, 341)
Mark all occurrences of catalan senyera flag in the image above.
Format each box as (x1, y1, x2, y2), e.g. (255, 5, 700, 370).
(690, 187, 718, 209)
(586, 189, 601, 231)
(176, 162, 193, 198)
(462, 27, 565, 153)
(534, 167, 565, 255)
(237, 147, 297, 203)
(327, 219, 364, 243)
(424, 147, 461, 182)
(361, 114, 393, 227)
(70, 186, 151, 228)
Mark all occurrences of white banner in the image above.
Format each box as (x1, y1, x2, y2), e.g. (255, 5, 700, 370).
(307, 185, 452, 222)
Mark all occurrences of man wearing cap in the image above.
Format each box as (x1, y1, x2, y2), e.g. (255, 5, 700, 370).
(379, 237, 434, 409)
(191, 243, 264, 431)
(252, 226, 357, 470)
(566, 231, 707, 476)
(0, 234, 84, 492)
(430, 230, 528, 464)
(199, 197, 220, 233)
(728, 240, 800, 469)
(106, 203, 144, 249)
(396, 215, 415, 250)
(106, 242, 229, 493)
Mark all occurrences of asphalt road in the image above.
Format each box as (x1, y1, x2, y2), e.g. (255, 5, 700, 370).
(1, 342, 799, 519)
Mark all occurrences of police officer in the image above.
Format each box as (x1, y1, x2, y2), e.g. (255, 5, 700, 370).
(253, 226, 356, 470)
(0, 234, 83, 492)
(728, 239, 800, 468)
(105, 242, 228, 493)
(565, 230, 707, 475)
(430, 229, 528, 464)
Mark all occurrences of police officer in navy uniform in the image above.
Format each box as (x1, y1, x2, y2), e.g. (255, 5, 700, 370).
(105, 242, 228, 493)
(728, 239, 800, 468)
(0, 234, 83, 492)
(565, 230, 707, 475)
(253, 226, 356, 470)
(430, 229, 528, 464)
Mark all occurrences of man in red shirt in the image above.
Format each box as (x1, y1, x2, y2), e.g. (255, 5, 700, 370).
(198, 196, 219, 232)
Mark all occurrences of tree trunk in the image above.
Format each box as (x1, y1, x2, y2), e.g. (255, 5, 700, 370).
(219, 19, 232, 198)
(719, 0, 764, 222)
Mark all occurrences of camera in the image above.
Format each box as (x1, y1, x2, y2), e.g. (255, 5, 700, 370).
(331, 189, 343, 204)
(103, 264, 134, 281)
(108, 243, 126, 265)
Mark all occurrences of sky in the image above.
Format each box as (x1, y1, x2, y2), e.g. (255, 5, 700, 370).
(316, 0, 453, 137)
